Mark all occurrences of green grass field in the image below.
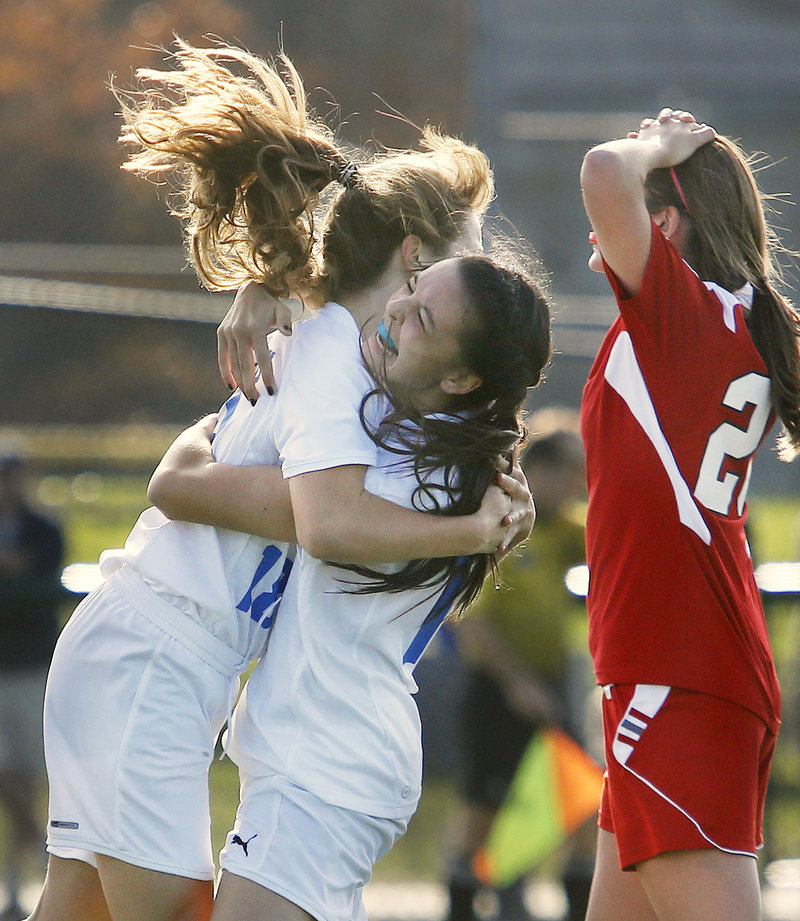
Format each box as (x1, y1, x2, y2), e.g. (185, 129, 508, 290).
(13, 472, 800, 883)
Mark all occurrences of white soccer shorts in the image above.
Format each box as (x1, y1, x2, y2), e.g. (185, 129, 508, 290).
(45, 566, 246, 880)
(220, 771, 408, 921)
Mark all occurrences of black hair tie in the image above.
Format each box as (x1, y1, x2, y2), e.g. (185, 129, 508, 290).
(336, 161, 359, 188)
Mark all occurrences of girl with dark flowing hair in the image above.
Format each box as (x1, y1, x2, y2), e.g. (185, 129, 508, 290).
(30, 41, 551, 921)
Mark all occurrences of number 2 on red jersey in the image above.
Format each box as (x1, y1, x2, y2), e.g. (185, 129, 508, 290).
(694, 372, 771, 517)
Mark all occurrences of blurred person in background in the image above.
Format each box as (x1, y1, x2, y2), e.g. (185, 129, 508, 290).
(442, 411, 595, 921)
(580, 109, 800, 921)
(0, 455, 64, 921)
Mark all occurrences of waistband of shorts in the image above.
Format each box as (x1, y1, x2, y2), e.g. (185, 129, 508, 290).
(109, 565, 248, 678)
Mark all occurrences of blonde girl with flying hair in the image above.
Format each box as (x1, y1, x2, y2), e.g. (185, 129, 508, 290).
(30, 40, 549, 921)
(580, 108, 800, 921)
(116, 39, 496, 397)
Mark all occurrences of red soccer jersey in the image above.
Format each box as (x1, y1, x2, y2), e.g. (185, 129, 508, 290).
(581, 225, 781, 732)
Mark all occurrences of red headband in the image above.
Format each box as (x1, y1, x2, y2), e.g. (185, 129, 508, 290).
(670, 166, 691, 215)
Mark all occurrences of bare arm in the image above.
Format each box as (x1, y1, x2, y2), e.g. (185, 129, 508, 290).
(580, 108, 715, 296)
(148, 418, 532, 563)
(288, 465, 516, 564)
(147, 415, 297, 542)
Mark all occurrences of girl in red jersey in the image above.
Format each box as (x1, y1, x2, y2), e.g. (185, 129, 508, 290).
(579, 109, 800, 921)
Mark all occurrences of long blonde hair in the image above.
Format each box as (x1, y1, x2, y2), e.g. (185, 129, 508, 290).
(114, 39, 493, 301)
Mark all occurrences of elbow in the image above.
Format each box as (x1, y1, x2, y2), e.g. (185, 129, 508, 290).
(147, 468, 182, 519)
(295, 520, 359, 563)
(296, 529, 343, 563)
(580, 146, 627, 199)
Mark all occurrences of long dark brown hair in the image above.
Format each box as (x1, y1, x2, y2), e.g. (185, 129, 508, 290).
(645, 135, 800, 460)
(338, 254, 553, 617)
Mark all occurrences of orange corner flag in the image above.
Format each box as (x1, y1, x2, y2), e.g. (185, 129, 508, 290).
(473, 728, 603, 887)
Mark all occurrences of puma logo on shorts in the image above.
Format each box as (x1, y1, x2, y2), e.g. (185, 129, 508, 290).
(231, 832, 258, 856)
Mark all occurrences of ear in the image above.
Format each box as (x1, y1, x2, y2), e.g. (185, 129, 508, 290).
(400, 234, 423, 271)
(651, 205, 683, 241)
(440, 371, 482, 397)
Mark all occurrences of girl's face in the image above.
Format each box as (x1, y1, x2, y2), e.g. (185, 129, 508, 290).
(365, 258, 479, 412)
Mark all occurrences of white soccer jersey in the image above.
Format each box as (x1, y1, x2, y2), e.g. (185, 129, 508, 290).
(227, 432, 462, 820)
(99, 303, 379, 662)
(45, 304, 405, 876)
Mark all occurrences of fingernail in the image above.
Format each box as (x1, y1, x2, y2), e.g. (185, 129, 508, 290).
(267, 386, 275, 396)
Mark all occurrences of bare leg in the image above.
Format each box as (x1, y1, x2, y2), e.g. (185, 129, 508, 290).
(211, 871, 314, 921)
(95, 855, 213, 921)
(26, 855, 112, 921)
(636, 847, 761, 921)
(585, 830, 659, 921)
(25, 854, 212, 921)
(586, 829, 762, 921)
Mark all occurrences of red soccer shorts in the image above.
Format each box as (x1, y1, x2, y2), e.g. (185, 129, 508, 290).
(598, 683, 776, 871)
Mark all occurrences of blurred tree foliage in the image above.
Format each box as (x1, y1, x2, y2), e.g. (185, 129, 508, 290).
(0, 0, 473, 426)
(0, 0, 471, 244)
(0, 0, 255, 242)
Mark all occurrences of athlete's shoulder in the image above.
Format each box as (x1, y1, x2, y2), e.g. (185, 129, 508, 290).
(641, 226, 705, 302)
(295, 302, 358, 343)
(287, 303, 361, 366)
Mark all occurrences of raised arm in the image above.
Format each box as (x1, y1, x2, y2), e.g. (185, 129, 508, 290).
(217, 282, 303, 401)
(580, 108, 715, 297)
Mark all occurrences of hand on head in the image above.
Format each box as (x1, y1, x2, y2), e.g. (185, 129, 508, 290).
(627, 107, 716, 167)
